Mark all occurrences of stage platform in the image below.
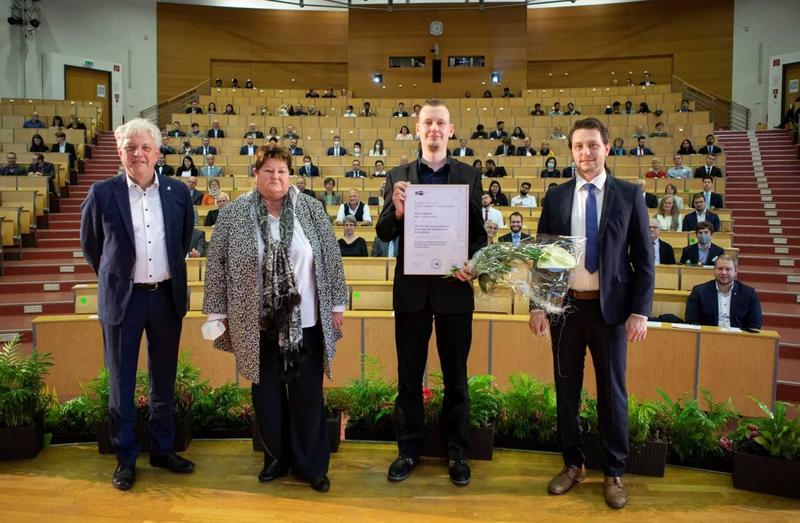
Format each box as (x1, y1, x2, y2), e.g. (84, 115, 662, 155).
(1, 441, 798, 522)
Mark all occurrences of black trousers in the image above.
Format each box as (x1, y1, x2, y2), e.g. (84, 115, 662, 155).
(549, 297, 628, 477)
(394, 307, 472, 460)
(251, 325, 329, 479)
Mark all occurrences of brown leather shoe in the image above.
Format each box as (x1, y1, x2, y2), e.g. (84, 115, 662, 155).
(604, 476, 628, 509)
(547, 465, 585, 495)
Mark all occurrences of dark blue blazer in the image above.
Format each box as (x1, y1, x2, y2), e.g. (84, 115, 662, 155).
(682, 211, 720, 232)
(685, 280, 762, 330)
(537, 176, 655, 324)
(326, 146, 348, 156)
(80, 174, 194, 325)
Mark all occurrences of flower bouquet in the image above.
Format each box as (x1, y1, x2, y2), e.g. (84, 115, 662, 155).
(454, 236, 586, 314)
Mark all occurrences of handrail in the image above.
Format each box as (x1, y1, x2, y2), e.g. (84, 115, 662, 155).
(671, 75, 749, 130)
(140, 80, 210, 130)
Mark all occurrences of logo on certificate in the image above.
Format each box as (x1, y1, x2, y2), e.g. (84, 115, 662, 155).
(415, 190, 424, 196)
(430, 259, 442, 270)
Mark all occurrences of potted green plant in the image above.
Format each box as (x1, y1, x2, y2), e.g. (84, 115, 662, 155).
(495, 374, 560, 452)
(0, 336, 54, 460)
(339, 357, 396, 442)
(47, 395, 97, 444)
(193, 383, 252, 439)
(730, 399, 800, 499)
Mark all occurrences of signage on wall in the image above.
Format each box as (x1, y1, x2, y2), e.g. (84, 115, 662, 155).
(84, 60, 93, 67)
(97, 84, 106, 98)
(790, 79, 799, 94)
(114, 93, 120, 103)
(773, 59, 781, 67)
(113, 64, 120, 72)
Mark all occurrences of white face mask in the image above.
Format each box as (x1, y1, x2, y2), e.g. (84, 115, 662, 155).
(304, 162, 311, 168)
(334, 141, 340, 146)
(354, 147, 361, 153)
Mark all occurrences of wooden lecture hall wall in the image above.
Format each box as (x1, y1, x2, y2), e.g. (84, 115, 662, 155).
(156, 0, 733, 101)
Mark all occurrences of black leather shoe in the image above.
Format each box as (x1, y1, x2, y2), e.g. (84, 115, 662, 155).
(258, 460, 288, 483)
(309, 474, 330, 493)
(388, 456, 418, 482)
(449, 458, 471, 486)
(112, 463, 136, 491)
(149, 451, 195, 473)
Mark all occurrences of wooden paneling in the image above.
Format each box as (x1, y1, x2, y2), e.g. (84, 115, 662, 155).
(526, 0, 734, 99)
(64, 66, 110, 131)
(210, 60, 347, 93)
(348, 5, 528, 99)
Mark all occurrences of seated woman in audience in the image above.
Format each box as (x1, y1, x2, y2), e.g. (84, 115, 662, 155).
(51, 115, 65, 128)
(231, 78, 239, 88)
(204, 192, 229, 226)
(472, 159, 484, 175)
(471, 124, 488, 140)
(487, 180, 509, 206)
(202, 178, 223, 206)
(224, 104, 236, 115)
(207, 102, 217, 114)
(511, 127, 526, 139)
(539, 140, 555, 158)
(30, 134, 48, 152)
(541, 157, 561, 178)
(338, 216, 368, 257)
(645, 158, 667, 178)
(176, 156, 198, 178)
(396, 125, 414, 140)
(677, 139, 696, 155)
(610, 137, 626, 156)
(661, 183, 684, 210)
(267, 127, 279, 140)
(653, 195, 682, 231)
(638, 102, 652, 114)
(370, 139, 386, 157)
(484, 160, 507, 179)
(343, 105, 356, 117)
(483, 90, 493, 98)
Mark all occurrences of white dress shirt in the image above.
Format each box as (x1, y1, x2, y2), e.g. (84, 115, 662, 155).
(126, 175, 170, 284)
(653, 239, 661, 265)
(511, 195, 537, 208)
(336, 202, 372, 224)
(716, 283, 732, 327)
(482, 206, 505, 228)
(569, 171, 607, 291)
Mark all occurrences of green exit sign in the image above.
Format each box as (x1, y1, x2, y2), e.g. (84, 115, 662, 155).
(84, 60, 93, 67)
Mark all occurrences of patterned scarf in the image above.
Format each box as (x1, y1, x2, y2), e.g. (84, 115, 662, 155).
(252, 189, 303, 380)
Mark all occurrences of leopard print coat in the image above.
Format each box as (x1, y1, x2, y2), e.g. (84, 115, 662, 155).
(203, 186, 348, 383)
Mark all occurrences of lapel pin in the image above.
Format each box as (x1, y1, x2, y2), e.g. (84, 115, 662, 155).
(167, 186, 171, 190)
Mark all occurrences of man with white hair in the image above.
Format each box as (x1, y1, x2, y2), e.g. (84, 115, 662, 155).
(80, 118, 196, 491)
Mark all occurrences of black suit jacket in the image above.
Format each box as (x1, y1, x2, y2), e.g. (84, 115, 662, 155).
(298, 165, 320, 177)
(327, 146, 348, 156)
(239, 145, 256, 156)
(289, 147, 304, 156)
(193, 146, 217, 156)
(206, 128, 225, 138)
(515, 147, 537, 156)
(189, 189, 204, 205)
(685, 280, 762, 330)
(190, 229, 207, 257)
(376, 159, 487, 313)
(694, 166, 723, 178)
(345, 170, 367, 178)
(494, 144, 516, 156)
(679, 242, 725, 266)
(154, 164, 174, 177)
(244, 131, 264, 139)
(708, 192, 724, 209)
(51, 143, 77, 165)
(489, 130, 508, 139)
(498, 231, 531, 243)
(204, 208, 220, 226)
(698, 145, 723, 155)
(682, 211, 721, 232)
(451, 148, 474, 156)
(656, 239, 676, 265)
(80, 174, 193, 325)
(537, 176, 655, 324)
(645, 192, 658, 209)
(629, 147, 654, 156)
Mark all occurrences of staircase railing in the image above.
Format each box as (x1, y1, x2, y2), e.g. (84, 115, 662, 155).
(140, 80, 210, 131)
(671, 75, 749, 130)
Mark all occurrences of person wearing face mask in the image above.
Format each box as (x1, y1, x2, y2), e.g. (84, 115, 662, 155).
(685, 255, 762, 329)
(698, 134, 723, 155)
(511, 182, 537, 208)
(351, 142, 363, 157)
(682, 193, 720, 232)
(299, 156, 320, 177)
(326, 136, 347, 156)
(541, 157, 561, 178)
(680, 222, 724, 266)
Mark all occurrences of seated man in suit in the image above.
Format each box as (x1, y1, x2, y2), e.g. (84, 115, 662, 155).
(549, 102, 563, 115)
(640, 72, 655, 86)
(288, 137, 304, 156)
(318, 177, 341, 205)
(393, 103, 409, 117)
(629, 136, 654, 156)
(515, 137, 537, 156)
(698, 134, 723, 155)
(649, 219, 676, 265)
(154, 153, 174, 177)
(244, 122, 264, 139)
(295, 176, 315, 198)
(680, 221, 725, 266)
(1, 152, 25, 176)
(693, 155, 723, 178)
(682, 193, 721, 232)
(498, 212, 530, 246)
(561, 161, 577, 179)
(206, 120, 225, 138)
(184, 100, 203, 114)
(283, 124, 299, 140)
(635, 179, 659, 209)
(167, 121, 185, 137)
(345, 159, 366, 178)
(203, 192, 230, 226)
(199, 155, 223, 177)
(699, 175, 724, 209)
(564, 102, 581, 115)
(489, 121, 507, 139)
(494, 137, 515, 156)
(371, 236, 398, 257)
(298, 155, 320, 177)
(685, 254, 762, 329)
(452, 138, 474, 157)
(327, 136, 347, 156)
(185, 176, 204, 205)
(373, 160, 387, 178)
(188, 228, 206, 258)
(549, 126, 567, 140)
(335, 188, 372, 225)
(26, 153, 56, 194)
(239, 136, 257, 156)
(530, 103, 545, 116)
(678, 99, 693, 113)
(192, 137, 217, 156)
(51, 131, 78, 171)
(159, 136, 176, 155)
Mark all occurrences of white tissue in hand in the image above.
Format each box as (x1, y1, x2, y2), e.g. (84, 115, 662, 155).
(202, 320, 226, 340)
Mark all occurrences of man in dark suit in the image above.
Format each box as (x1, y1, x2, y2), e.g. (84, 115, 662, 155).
(295, 176, 315, 198)
(298, 156, 320, 177)
(693, 155, 723, 178)
(326, 136, 347, 156)
(649, 219, 676, 265)
(451, 138, 474, 157)
(685, 255, 762, 329)
(184, 100, 203, 114)
(192, 137, 217, 156)
(634, 179, 658, 209)
(188, 229, 206, 257)
(185, 176, 204, 205)
(51, 131, 78, 171)
(378, 100, 487, 487)
(515, 137, 537, 156)
(531, 117, 654, 509)
(80, 119, 195, 491)
(699, 175, 724, 209)
(239, 136, 257, 156)
(167, 121, 185, 137)
(680, 221, 725, 266)
(244, 122, 264, 139)
(344, 159, 366, 178)
(160, 136, 176, 155)
(698, 134, 723, 155)
(494, 137, 515, 156)
(154, 154, 174, 177)
(628, 136, 654, 156)
(498, 212, 530, 246)
(288, 138, 304, 156)
(682, 193, 721, 232)
(489, 121, 507, 140)
(206, 120, 225, 138)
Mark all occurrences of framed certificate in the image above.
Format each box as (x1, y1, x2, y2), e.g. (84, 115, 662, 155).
(403, 184, 469, 275)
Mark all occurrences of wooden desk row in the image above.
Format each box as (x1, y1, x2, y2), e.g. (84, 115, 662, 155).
(31, 311, 779, 417)
(0, 128, 87, 147)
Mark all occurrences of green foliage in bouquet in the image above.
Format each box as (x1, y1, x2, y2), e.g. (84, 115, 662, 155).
(0, 336, 55, 428)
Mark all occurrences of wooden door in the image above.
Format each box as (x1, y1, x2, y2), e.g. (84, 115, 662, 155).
(65, 65, 111, 131)
(782, 62, 800, 124)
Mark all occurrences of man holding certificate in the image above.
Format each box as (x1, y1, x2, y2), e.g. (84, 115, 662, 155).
(377, 100, 487, 486)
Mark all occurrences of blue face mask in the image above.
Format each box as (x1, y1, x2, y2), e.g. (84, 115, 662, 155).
(697, 232, 711, 245)
(547, 162, 555, 169)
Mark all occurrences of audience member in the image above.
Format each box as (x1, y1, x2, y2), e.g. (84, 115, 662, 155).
(645, 158, 667, 178)
(549, 102, 562, 115)
(201, 178, 223, 205)
(498, 212, 530, 246)
(244, 122, 264, 139)
(630, 126, 646, 140)
(452, 138, 474, 156)
(609, 138, 626, 156)
(337, 216, 368, 257)
(287, 137, 304, 156)
(561, 161, 577, 179)
(511, 182, 537, 208)
(167, 121, 185, 137)
(480, 191, 505, 227)
(239, 136, 257, 156)
(629, 137, 654, 156)
(336, 189, 372, 224)
(188, 123, 202, 138)
(327, 136, 347, 156)
(511, 126, 526, 139)
(565, 102, 581, 115)
(396, 125, 413, 140)
(178, 139, 194, 156)
(51, 115, 65, 128)
(360, 101, 374, 117)
(678, 99, 693, 113)
(680, 221, 724, 265)
(635, 179, 659, 209)
(319, 177, 341, 205)
(207, 102, 217, 114)
(185, 100, 203, 114)
(188, 228, 206, 258)
(23, 112, 46, 128)
(373, 160, 387, 177)
(283, 125, 299, 139)
(410, 104, 423, 117)
(343, 105, 356, 117)
(694, 154, 723, 178)
(489, 121, 507, 140)
(637, 102, 651, 114)
(185, 176, 203, 205)
(193, 137, 217, 156)
(549, 126, 567, 140)
(67, 115, 87, 131)
(154, 153, 174, 177)
(299, 156, 320, 177)
(176, 156, 198, 178)
(650, 122, 669, 137)
(649, 219, 676, 265)
(483, 90, 493, 98)
(539, 141, 555, 157)
(623, 101, 634, 114)
(494, 137, 515, 156)
(471, 124, 489, 140)
(30, 133, 48, 152)
(516, 137, 536, 156)
(160, 136, 176, 155)
(661, 183, 685, 210)
(199, 155, 223, 177)
(207, 120, 225, 138)
(370, 139, 385, 157)
(472, 159, 483, 174)
(699, 175, 724, 209)
(295, 176, 315, 198)
(698, 134, 723, 155)
(345, 160, 366, 178)
(668, 154, 692, 179)
(488, 180, 509, 206)
(203, 192, 230, 226)
(530, 103, 545, 116)
(484, 220, 499, 245)
(685, 255, 762, 329)
(677, 139, 696, 155)
(541, 157, 561, 178)
(640, 72, 655, 86)
(224, 104, 235, 115)
(654, 195, 682, 231)
(393, 103, 409, 117)
(1, 152, 24, 176)
(51, 132, 77, 170)
(26, 153, 55, 184)
(484, 159, 507, 178)
(352, 142, 363, 157)
(502, 87, 514, 98)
